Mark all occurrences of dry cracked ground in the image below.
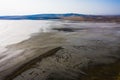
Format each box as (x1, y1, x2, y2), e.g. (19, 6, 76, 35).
(0, 22, 120, 80)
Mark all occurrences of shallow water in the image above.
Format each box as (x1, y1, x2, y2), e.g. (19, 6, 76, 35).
(0, 20, 52, 46)
(0, 20, 119, 47)
(0, 20, 119, 46)
(0, 20, 119, 57)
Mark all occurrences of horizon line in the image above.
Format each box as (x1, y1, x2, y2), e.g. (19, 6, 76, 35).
(0, 13, 120, 16)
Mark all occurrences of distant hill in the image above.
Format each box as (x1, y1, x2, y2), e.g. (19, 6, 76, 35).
(0, 13, 119, 22)
(0, 13, 84, 20)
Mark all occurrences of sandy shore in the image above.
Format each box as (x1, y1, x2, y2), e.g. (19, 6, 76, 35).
(0, 22, 120, 80)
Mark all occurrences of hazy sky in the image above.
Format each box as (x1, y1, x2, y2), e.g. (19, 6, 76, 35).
(0, 0, 120, 15)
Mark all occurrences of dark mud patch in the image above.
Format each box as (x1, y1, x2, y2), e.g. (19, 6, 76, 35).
(52, 28, 87, 32)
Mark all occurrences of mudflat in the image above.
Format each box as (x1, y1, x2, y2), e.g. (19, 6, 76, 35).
(0, 21, 120, 80)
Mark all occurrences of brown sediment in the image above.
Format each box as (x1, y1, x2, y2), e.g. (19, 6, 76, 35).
(5, 47, 62, 80)
(80, 60, 120, 80)
(80, 49, 120, 80)
(61, 16, 120, 23)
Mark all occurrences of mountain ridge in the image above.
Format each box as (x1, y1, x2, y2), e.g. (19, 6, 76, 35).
(0, 13, 84, 20)
(0, 13, 119, 22)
